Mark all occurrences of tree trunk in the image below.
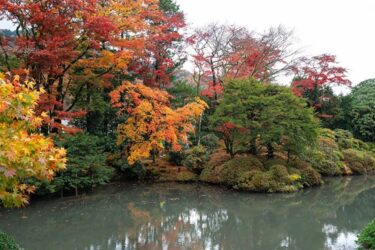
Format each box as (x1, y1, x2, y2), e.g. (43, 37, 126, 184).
(51, 77, 64, 134)
(197, 114, 203, 145)
(249, 138, 257, 155)
(151, 149, 157, 163)
(267, 143, 274, 159)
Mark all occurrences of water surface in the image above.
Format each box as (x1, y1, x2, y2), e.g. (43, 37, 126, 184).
(1, 176, 375, 250)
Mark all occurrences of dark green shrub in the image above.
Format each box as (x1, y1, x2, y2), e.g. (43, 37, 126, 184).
(357, 220, 375, 250)
(54, 134, 114, 194)
(29, 133, 114, 196)
(168, 151, 186, 166)
(0, 231, 20, 250)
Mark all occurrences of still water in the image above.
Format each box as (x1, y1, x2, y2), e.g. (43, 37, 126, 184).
(1, 176, 375, 250)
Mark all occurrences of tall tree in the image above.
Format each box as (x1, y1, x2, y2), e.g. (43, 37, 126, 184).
(211, 78, 319, 159)
(190, 24, 296, 99)
(291, 54, 351, 117)
(128, 0, 186, 89)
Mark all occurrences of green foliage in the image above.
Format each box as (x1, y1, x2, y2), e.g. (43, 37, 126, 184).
(0, 231, 20, 250)
(30, 133, 114, 196)
(211, 78, 320, 158)
(218, 155, 263, 186)
(54, 134, 114, 193)
(342, 149, 375, 175)
(70, 85, 120, 136)
(159, 0, 180, 14)
(167, 81, 197, 108)
(303, 129, 375, 176)
(201, 155, 321, 192)
(200, 134, 220, 151)
(349, 79, 375, 142)
(182, 145, 210, 174)
(168, 151, 185, 166)
(357, 220, 375, 250)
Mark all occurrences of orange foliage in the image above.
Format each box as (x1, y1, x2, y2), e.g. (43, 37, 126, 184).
(110, 81, 208, 164)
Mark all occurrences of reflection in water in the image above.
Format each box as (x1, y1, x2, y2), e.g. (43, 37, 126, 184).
(1, 176, 375, 250)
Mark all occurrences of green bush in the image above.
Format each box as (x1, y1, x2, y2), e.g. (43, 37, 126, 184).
(200, 134, 220, 151)
(199, 165, 219, 183)
(218, 156, 263, 186)
(304, 129, 375, 176)
(54, 134, 114, 194)
(357, 220, 375, 250)
(0, 231, 20, 250)
(182, 145, 210, 174)
(168, 151, 186, 166)
(29, 133, 114, 196)
(343, 149, 367, 174)
(270, 165, 289, 181)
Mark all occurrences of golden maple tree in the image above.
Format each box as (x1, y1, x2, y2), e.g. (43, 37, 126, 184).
(110, 81, 208, 164)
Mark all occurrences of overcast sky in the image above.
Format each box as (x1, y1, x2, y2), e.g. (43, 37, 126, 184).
(176, 0, 375, 87)
(1, 1, 374, 87)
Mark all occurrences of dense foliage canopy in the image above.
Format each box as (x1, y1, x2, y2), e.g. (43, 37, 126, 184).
(349, 79, 375, 141)
(211, 78, 320, 159)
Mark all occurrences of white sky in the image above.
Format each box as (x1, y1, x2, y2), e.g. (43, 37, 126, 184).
(176, 0, 375, 87)
(1, 0, 374, 88)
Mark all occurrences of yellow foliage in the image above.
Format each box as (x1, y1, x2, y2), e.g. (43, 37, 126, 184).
(288, 174, 302, 182)
(0, 75, 66, 208)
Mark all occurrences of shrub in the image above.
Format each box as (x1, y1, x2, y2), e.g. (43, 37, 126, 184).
(168, 151, 186, 166)
(29, 133, 115, 196)
(357, 220, 375, 250)
(107, 152, 147, 179)
(182, 145, 210, 174)
(343, 149, 366, 174)
(200, 134, 220, 151)
(270, 165, 289, 181)
(304, 129, 375, 176)
(0, 231, 20, 250)
(299, 166, 322, 187)
(54, 134, 114, 194)
(218, 156, 263, 186)
(199, 165, 220, 183)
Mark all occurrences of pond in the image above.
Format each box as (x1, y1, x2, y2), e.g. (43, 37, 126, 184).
(1, 176, 375, 250)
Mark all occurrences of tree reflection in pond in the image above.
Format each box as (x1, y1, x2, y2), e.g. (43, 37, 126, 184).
(1, 176, 375, 250)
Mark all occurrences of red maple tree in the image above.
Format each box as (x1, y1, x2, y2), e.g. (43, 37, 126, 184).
(291, 54, 351, 110)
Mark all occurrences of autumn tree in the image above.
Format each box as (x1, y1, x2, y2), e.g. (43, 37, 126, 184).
(190, 24, 296, 99)
(110, 81, 207, 164)
(0, 74, 66, 207)
(0, 0, 168, 133)
(291, 54, 351, 118)
(127, 0, 186, 89)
